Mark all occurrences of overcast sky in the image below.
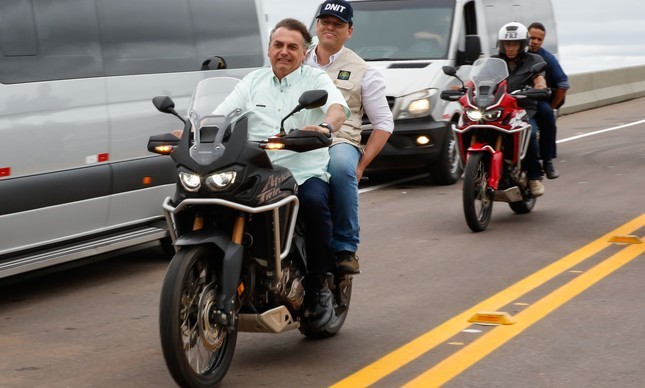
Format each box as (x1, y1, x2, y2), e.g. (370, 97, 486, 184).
(262, 0, 645, 74)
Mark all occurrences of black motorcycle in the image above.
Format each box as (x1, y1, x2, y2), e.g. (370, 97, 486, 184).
(148, 77, 353, 387)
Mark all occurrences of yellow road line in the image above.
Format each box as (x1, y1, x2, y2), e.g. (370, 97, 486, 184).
(405, 240, 645, 387)
(331, 213, 645, 388)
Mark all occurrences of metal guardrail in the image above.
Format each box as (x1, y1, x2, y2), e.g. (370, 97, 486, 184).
(560, 64, 645, 115)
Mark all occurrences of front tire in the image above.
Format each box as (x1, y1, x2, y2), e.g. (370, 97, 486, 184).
(463, 153, 493, 232)
(159, 245, 237, 387)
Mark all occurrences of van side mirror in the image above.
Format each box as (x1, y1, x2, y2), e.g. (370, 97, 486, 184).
(457, 35, 482, 66)
(201, 56, 227, 70)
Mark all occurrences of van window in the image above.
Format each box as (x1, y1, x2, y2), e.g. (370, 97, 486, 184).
(344, 0, 456, 61)
(0, 0, 103, 83)
(0, 0, 265, 84)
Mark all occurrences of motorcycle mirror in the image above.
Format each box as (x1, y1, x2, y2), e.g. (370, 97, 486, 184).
(531, 62, 547, 74)
(279, 90, 329, 135)
(442, 65, 457, 76)
(152, 95, 186, 124)
(298, 89, 328, 109)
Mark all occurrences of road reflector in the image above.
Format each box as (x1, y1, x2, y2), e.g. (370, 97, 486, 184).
(468, 311, 516, 325)
(608, 235, 642, 245)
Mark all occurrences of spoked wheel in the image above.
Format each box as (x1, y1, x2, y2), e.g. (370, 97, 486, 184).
(300, 274, 353, 339)
(463, 153, 493, 232)
(159, 245, 237, 387)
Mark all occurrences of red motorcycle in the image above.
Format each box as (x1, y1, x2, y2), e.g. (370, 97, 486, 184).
(441, 58, 549, 232)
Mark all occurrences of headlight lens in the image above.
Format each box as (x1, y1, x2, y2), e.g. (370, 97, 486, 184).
(407, 98, 431, 115)
(205, 171, 237, 191)
(179, 171, 201, 192)
(396, 89, 436, 119)
(483, 108, 503, 121)
(465, 108, 482, 121)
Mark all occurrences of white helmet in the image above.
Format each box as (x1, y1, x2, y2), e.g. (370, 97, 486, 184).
(497, 22, 528, 55)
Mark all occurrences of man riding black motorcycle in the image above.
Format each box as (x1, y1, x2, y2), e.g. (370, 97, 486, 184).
(203, 18, 349, 330)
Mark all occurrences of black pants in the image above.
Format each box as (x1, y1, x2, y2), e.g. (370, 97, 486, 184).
(297, 177, 335, 278)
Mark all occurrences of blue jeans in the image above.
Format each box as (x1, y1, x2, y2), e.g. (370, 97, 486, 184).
(526, 117, 543, 180)
(328, 143, 361, 253)
(298, 177, 335, 276)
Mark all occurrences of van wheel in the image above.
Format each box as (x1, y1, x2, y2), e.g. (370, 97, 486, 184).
(429, 125, 461, 185)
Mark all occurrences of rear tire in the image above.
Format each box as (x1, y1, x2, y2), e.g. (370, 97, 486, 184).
(159, 245, 237, 387)
(509, 194, 536, 214)
(463, 153, 493, 232)
(300, 274, 353, 339)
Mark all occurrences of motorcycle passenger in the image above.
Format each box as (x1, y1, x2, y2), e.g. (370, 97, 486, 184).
(305, 0, 394, 275)
(493, 22, 548, 197)
(214, 18, 350, 330)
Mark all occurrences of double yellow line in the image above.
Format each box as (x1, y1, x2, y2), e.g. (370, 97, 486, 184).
(332, 213, 645, 388)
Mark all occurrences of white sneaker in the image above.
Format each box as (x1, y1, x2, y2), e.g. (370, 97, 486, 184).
(529, 180, 544, 197)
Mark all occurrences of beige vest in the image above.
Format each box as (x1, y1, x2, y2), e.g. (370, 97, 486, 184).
(323, 47, 368, 147)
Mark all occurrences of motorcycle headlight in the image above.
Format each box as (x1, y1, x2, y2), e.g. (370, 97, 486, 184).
(465, 108, 482, 122)
(179, 171, 201, 192)
(205, 171, 237, 191)
(482, 108, 503, 122)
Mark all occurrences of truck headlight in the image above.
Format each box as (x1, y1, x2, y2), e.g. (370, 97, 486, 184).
(396, 89, 437, 120)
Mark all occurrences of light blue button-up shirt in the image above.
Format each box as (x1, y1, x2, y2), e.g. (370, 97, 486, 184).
(217, 66, 349, 185)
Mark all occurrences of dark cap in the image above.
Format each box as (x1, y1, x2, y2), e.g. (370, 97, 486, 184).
(316, 0, 353, 25)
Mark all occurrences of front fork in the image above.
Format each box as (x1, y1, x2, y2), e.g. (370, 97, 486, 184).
(466, 134, 503, 190)
(212, 213, 245, 331)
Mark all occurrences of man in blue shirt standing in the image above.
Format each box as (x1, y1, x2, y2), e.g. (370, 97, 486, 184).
(528, 22, 570, 179)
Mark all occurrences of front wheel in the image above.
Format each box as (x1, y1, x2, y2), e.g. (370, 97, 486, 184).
(159, 245, 237, 387)
(463, 153, 493, 232)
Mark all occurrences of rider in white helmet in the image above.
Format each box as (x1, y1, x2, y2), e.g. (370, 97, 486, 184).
(494, 22, 548, 197)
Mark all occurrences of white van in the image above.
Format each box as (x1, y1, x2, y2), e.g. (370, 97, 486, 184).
(319, 0, 558, 184)
(0, 0, 268, 278)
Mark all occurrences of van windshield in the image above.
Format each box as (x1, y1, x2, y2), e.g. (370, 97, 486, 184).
(345, 0, 455, 61)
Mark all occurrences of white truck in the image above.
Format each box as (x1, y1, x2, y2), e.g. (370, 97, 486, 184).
(333, 0, 558, 184)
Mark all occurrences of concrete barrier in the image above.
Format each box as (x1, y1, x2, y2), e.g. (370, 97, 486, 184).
(560, 64, 645, 115)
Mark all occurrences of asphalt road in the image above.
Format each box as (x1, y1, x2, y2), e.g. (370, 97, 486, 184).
(1, 97, 644, 388)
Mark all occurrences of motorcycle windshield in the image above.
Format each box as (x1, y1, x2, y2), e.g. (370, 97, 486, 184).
(188, 77, 252, 129)
(470, 58, 509, 107)
(185, 77, 254, 165)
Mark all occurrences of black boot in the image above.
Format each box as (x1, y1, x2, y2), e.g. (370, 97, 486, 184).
(543, 160, 560, 179)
